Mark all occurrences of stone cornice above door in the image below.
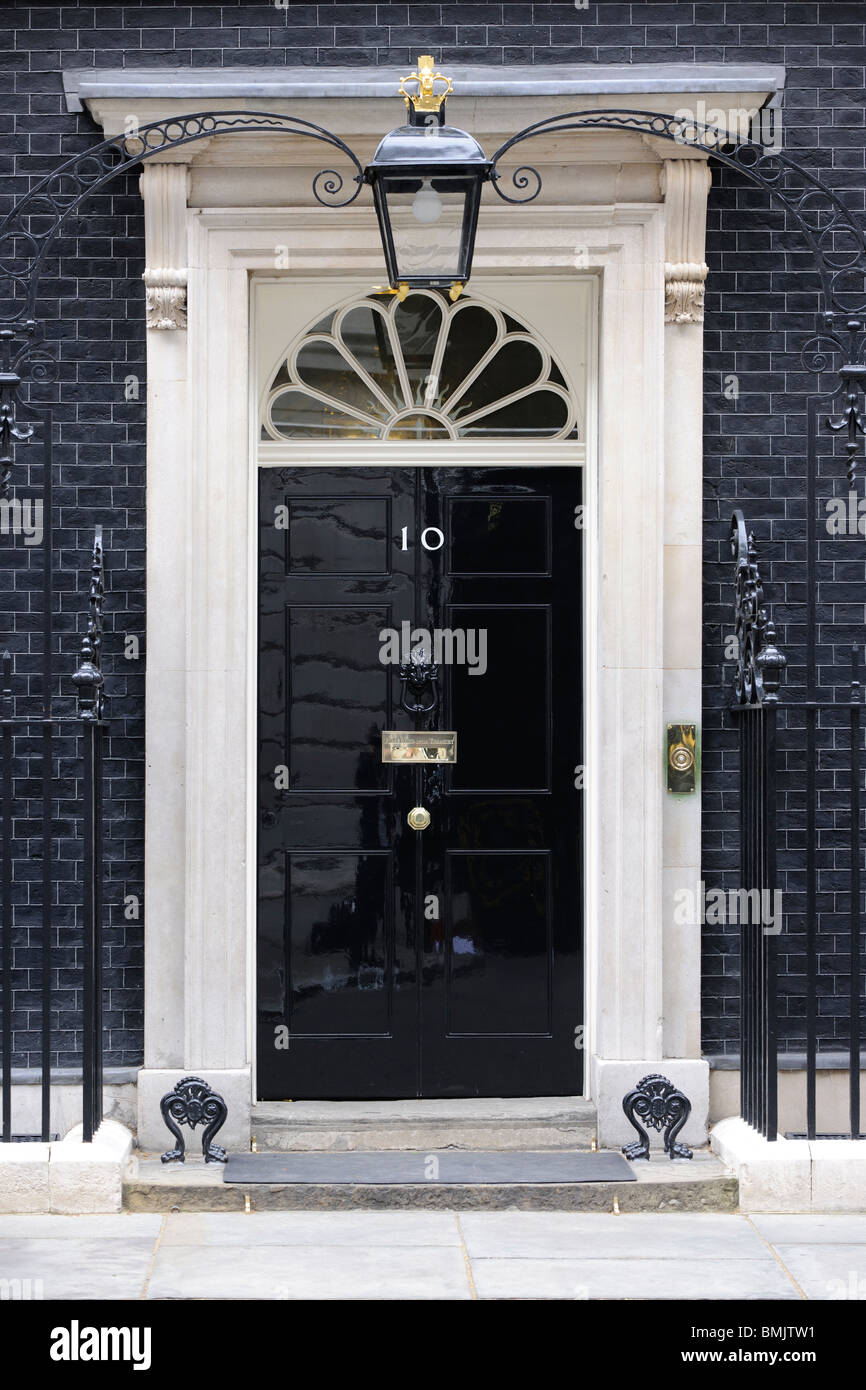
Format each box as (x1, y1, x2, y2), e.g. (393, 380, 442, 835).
(64, 63, 783, 172)
(63, 62, 784, 118)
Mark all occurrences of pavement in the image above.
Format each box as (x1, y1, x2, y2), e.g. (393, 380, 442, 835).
(1, 1211, 866, 1299)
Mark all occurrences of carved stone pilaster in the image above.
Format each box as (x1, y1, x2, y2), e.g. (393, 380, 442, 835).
(660, 160, 712, 325)
(140, 163, 190, 330)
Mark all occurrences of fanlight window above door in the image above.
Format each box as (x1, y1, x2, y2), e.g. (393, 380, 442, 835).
(261, 289, 578, 441)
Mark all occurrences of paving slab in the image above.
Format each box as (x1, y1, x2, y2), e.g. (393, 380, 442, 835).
(752, 1214, 866, 1245)
(161, 1210, 461, 1247)
(0, 1237, 156, 1300)
(147, 1241, 472, 1300)
(0, 1213, 162, 1240)
(768, 1244, 866, 1301)
(459, 1211, 772, 1261)
(470, 1255, 801, 1301)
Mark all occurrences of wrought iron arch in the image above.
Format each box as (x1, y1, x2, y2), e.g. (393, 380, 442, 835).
(486, 107, 866, 478)
(1, 104, 865, 490)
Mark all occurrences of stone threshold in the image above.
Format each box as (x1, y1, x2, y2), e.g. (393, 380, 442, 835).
(252, 1096, 597, 1152)
(124, 1149, 736, 1213)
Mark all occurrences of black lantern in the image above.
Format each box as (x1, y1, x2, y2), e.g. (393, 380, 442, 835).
(365, 56, 491, 300)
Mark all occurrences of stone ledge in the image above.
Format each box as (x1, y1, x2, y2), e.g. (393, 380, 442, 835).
(711, 1115, 866, 1213)
(62, 63, 786, 113)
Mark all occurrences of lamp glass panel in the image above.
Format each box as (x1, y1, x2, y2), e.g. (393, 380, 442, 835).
(382, 175, 471, 281)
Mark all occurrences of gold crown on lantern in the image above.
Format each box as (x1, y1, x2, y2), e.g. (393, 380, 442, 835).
(399, 55, 454, 116)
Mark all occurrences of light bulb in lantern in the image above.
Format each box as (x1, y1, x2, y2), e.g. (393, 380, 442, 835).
(411, 179, 443, 224)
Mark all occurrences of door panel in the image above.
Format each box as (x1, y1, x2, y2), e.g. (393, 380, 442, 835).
(418, 467, 582, 1096)
(258, 468, 416, 1098)
(257, 465, 582, 1098)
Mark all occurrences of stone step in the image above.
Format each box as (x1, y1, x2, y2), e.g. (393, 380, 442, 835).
(124, 1150, 737, 1213)
(250, 1097, 597, 1152)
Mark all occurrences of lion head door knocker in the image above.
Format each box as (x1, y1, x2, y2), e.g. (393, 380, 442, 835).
(398, 648, 439, 716)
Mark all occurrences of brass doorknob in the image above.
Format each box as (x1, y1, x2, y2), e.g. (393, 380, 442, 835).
(407, 806, 431, 831)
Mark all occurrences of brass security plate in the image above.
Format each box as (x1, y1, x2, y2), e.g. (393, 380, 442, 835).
(382, 731, 457, 764)
(667, 724, 697, 794)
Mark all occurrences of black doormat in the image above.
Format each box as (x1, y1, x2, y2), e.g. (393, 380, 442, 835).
(223, 1150, 636, 1185)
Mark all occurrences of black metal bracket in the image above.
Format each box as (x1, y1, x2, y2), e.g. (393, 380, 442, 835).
(159, 1075, 228, 1164)
(622, 1073, 693, 1161)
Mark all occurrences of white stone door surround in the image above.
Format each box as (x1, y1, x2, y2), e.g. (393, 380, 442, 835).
(64, 65, 786, 1149)
(134, 198, 698, 1151)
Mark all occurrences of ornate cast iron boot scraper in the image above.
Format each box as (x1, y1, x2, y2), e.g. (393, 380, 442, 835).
(621, 1074, 693, 1160)
(159, 1076, 228, 1164)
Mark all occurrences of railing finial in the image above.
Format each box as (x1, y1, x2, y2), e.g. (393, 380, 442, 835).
(71, 525, 105, 722)
(730, 509, 787, 707)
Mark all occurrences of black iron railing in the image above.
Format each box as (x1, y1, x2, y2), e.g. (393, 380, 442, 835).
(730, 511, 786, 1140)
(0, 527, 107, 1143)
(791, 646, 863, 1140)
(731, 509, 865, 1142)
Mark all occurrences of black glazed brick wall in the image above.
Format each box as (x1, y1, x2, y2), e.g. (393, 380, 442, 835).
(0, 3, 863, 1066)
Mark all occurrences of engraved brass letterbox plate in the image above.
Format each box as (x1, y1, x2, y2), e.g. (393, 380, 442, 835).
(382, 731, 457, 764)
(666, 723, 697, 794)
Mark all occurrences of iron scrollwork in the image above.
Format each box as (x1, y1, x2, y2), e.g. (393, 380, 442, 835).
(0, 110, 365, 328)
(159, 1075, 228, 1164)
(0, 322, 57, 498)
(488, 108, 866, 478)
(398, 648, 440, 716)
(730, 510, 787, 709)
(622, 1073, 694, 1161)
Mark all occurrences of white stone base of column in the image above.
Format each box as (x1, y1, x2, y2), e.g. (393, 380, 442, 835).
(711, 1114, 866, 1213)
(0, 1142, 51, 1212)
(136, 1068, 251, 1154)
(592, 1057, 709, 1150)
(0, 1120, 135, 1213)
(48, 1120, 134, 1214)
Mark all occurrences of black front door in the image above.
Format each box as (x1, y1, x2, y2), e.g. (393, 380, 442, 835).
(257, 466, 582, 1098)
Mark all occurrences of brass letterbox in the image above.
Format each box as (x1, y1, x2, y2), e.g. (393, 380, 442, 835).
(382, 731, 457, 764)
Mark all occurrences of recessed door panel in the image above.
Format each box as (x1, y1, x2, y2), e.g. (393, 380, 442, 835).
(285, 605, 392, 792)
(287, 850, 393, 1035)
(449, 606, 551, 792)
(446, 850, 552, 1036)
